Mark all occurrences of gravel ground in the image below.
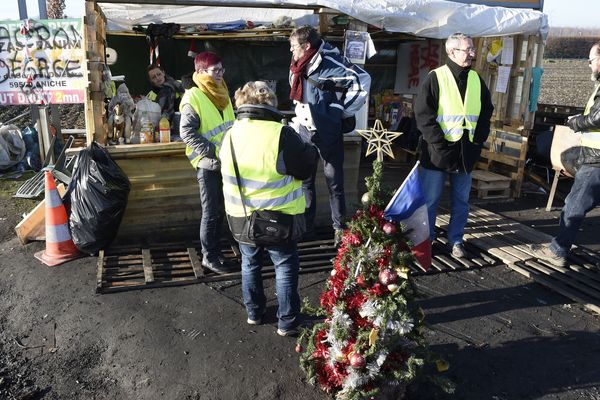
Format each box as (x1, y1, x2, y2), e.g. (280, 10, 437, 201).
(539, 58, 594, 107)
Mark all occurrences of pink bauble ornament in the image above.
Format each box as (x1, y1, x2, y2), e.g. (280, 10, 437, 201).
(295, 344, 303, 353)
(382, 222, 397, 235)
(349, 352, 366, 369)
(379, 269, 398, 285)
(356, 275, 367, 288)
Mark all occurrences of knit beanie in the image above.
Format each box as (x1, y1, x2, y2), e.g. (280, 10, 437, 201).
(194, 51, 222, 72)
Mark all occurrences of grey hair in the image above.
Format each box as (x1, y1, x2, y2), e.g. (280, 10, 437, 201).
(445, 32, 472, 54)
(234, 81, 278, 108)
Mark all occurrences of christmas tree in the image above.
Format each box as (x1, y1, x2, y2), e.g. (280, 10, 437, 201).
(297, 160, 427, 400)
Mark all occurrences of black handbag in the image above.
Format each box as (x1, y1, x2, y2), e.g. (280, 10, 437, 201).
(229, 133, 293, 246)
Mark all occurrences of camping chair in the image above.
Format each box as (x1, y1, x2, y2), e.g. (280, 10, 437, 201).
(14, 135, 75, 199)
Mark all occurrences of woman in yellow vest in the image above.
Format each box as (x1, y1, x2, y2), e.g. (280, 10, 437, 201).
(220, 81, 318, 336)
(179, 52, 235, 274)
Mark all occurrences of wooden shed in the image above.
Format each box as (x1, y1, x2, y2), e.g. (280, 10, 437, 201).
(80, 0, 548, 242)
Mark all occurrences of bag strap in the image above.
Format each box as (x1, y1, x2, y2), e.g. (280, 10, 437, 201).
(228, 131, 249, 220)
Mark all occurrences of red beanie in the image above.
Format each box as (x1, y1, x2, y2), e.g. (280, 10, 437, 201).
(194, 51, 222, 72)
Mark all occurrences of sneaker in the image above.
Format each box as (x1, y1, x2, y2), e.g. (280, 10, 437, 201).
(334, 228, 344, 247)
(247, 309, 266, 325)
(529, 244, 567, 267)
(451, 243, 467, 258)
(276, 327, 299, 337)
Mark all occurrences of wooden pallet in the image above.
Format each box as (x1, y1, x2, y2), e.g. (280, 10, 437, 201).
(471, 170, 511, 199)
(96, 235, 338, 293)
(436, 206, 600, 314)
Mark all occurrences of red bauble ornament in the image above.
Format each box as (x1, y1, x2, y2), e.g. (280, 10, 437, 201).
(382, 222, 397, 235)
(348, 352, 366, 369)
(295, 344, 303, 353)
(379, 268, 398, 285)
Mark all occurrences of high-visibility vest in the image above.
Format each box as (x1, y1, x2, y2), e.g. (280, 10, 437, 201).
(179, 87, 234, 168)
(581, 84, 600, 149)
(219, 119, 305, 218)
(434, 65, 482, 142)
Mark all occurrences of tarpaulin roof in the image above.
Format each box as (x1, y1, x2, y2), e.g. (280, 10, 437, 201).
(98, 0, 548, 39)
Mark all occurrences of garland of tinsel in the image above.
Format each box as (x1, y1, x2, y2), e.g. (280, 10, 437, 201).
(297, 160, 427, 400)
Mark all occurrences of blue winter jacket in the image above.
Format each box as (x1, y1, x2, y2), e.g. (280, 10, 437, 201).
(291, 41, 370, 153)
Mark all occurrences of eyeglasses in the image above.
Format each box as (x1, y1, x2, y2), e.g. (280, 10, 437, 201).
(290, 42, 304, 51)
(589, 57, 599, 65)
(205, 67, 225, 75)
(454, 47, 476, 54)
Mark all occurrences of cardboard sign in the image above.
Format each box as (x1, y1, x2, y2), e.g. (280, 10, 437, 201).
(0, 18, 86, 105)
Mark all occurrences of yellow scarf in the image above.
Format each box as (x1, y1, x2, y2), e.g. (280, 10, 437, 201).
(192, 72, 231, 111)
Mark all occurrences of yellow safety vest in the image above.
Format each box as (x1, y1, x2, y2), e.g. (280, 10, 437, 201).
(434, 65, 482, 142)
(220, 119, 306, 218)
(581, 84, 600, 149)
(179, 87, 235, 168)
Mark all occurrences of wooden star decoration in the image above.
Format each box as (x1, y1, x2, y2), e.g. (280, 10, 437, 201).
(356, 119, 403, 161)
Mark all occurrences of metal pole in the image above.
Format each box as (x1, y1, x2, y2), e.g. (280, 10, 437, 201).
(18, 0, 28, 19)
(38, 106, 53, 165)
(38, 0, 48, 19)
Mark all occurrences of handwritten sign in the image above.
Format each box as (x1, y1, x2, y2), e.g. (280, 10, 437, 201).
(395, 40, 442, 94)
(0, 18, 85, 105)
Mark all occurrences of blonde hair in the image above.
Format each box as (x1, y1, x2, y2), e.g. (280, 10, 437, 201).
(234, 81, 278, 108)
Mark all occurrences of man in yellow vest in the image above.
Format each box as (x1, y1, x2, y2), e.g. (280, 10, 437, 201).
(180, 52, 235, 274)
(531, 41, 600, 267)
(220, 81, 318, 336)
(415, 32, 494, 258)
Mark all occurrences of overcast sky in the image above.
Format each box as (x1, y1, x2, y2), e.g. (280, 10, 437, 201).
(0, 0, 599, 29)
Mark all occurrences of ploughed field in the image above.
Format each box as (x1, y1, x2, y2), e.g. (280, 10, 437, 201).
(539, 58, 594, 107)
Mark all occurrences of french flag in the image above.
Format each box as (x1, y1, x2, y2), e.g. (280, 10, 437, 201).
(383, 162, 432, 271)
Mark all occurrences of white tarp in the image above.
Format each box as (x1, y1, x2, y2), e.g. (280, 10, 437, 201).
(98, 0, 548, 39)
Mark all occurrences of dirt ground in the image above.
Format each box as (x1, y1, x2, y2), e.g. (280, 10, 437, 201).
(1, 161, 600, 400)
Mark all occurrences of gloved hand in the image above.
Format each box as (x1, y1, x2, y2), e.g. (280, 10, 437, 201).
(567, 114, 580, 132)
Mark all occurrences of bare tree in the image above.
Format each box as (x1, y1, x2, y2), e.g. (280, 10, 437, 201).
(47, 0, 66, 19)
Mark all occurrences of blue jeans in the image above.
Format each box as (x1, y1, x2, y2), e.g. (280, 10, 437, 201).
(419, 167, 472, 245)
(303, 130, 346, 231)
(550, 164, 600, 257)
(239, 242, 300, 331)
(196, 168, 224, 262)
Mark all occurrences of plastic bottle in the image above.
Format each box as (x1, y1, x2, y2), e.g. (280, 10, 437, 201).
(139, 111, 154, 144)
(159, 114, 171, 143)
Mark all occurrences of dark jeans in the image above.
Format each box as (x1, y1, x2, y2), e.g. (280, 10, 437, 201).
(551, 164, 600, 256)
(196, 167, 224, 262)
(239, 242, 300, 331)
(303, 133, 346, 231)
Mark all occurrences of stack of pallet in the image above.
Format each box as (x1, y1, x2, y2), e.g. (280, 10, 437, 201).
(471, 170, 512, 200)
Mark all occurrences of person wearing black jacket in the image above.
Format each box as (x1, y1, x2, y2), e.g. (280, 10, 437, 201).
(415, 32, 494, 258)
(220, 81, 319, 336)
(531, 41, 600, 267)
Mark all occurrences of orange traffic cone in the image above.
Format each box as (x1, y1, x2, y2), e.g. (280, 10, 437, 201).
(34, 171, 82, 266)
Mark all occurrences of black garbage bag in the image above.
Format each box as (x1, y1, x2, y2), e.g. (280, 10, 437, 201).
(560, 146, 583, 177)
(64, 142, 130, 255)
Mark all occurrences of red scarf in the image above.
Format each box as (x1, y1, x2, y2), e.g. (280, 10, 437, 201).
(289, 46, 318, 102)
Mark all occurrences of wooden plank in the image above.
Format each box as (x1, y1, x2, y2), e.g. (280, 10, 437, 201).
(187, 247, 204, 278)
(96, 250, 105, 293)
(15, 184, 66, 245)
(508, 262, 600, 315)
(142, 249, 155, 283)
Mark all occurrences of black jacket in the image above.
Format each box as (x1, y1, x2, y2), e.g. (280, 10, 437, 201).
(225, 104, 319, 244)
(415, 59, 494, 173)
(568, 83, 600, 165)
